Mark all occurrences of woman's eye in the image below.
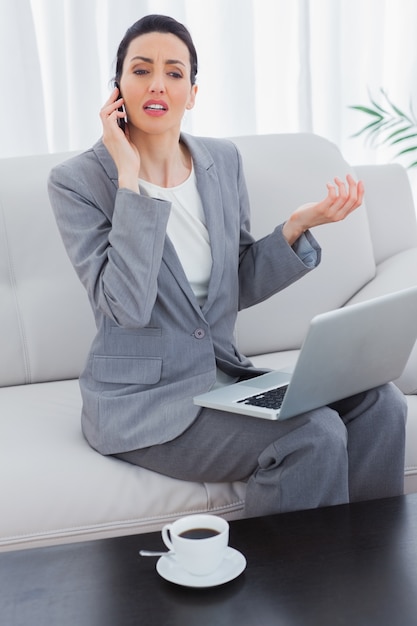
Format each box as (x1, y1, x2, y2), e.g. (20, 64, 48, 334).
(132, 68, 182, 78)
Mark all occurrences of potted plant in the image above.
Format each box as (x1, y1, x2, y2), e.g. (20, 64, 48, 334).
(350, 89, 417, 168)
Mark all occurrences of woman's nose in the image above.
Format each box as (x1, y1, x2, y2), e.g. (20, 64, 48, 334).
(149, 74, 165, 94)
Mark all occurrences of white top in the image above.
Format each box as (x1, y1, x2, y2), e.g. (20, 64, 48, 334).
(139, 167, 238, 388)
(139, 166, 212, 306)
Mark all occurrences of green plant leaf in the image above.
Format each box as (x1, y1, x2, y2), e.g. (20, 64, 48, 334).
(350, 119, 383, 138)
(383, 91, 412, 122)
(350, 88, 417, 167)
(391, 132, 417, 145)
(349, 105, 383, 118)
(385, 125, 415, 141)
(370, 92, 390, 115)
(396, 145, 417, 156)
(366, 119, 403, 146)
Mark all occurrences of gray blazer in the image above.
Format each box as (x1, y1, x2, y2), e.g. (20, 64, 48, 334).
(48, 134, 320, 454)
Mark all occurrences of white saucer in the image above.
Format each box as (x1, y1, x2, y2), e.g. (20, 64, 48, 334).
(156, 547, 246, 588)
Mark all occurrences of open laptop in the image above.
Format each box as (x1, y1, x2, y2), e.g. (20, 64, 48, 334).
(194, 287, 417, 420)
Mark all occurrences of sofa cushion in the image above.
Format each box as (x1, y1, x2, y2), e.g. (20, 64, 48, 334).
(0, 153, 96, 387)
(233, 133, 376, 355)
(0, 380, 245, 551)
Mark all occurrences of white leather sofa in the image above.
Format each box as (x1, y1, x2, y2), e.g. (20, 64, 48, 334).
(1, 133, 416, 552)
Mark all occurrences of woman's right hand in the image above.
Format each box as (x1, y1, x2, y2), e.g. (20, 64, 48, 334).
(100, 87, 141, 192)
(282, 174, 364, 245)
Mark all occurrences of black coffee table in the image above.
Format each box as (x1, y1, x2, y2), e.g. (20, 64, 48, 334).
(2, 494, 417, 626)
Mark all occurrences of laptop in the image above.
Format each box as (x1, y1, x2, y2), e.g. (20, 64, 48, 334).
(194, 287, 417, 420)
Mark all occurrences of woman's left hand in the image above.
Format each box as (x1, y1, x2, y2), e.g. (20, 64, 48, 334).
(282, 174, 365, 245)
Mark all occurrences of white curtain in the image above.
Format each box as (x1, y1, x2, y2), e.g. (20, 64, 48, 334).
(2, 0, 417, 166)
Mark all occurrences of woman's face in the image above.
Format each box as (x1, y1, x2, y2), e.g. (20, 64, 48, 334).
(119, 32, 197, 136)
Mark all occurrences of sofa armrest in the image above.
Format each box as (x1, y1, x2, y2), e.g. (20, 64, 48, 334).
(355, 163, 417, 265)
(345, 247, 417, 396)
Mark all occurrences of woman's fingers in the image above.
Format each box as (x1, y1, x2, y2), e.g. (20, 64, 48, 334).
(324, 175, 364, 219)
(282, 175, 364, 244)
(100, 87, 124, 127)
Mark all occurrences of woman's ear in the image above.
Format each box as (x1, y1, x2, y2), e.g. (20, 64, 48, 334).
(186, 84, 198, 110)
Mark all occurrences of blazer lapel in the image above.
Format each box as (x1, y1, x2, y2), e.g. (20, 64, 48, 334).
(92, 136, 226, 316)
(161, 238, 204, 314)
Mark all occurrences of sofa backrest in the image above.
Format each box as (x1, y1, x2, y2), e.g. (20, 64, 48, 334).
(233, 133, 377, 356)
(355, 163, 417, 266)
(0, 152, 96, 386)
(0, 134, 407, 386)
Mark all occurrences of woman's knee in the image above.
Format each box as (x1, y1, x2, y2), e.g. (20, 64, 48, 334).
(375, 383, 408, 434)
(378, 382, 407, 414)
(334, 383, 407, 430)
(305, 408, 348, 450)
(258, 409, 347, 470)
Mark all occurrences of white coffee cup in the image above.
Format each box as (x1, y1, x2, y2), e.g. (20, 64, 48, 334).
(161, 514, 229, 576)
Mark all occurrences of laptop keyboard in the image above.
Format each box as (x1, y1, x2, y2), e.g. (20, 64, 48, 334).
(237, 385, 289, 410)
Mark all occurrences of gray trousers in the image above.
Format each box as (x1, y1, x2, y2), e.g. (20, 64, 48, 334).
(114, 383, 407, 517)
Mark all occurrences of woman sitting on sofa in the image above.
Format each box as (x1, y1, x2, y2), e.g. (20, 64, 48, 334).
(48, 14, 406, 517)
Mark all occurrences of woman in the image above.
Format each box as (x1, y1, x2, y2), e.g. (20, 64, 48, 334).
(48, 14, 406, 516)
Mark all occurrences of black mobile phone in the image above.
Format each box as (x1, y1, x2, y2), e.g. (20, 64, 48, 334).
(114, 81, 127, 132)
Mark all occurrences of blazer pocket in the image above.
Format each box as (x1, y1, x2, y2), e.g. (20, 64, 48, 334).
(108, 325, 162, 337)
(92, 355, 162, 385)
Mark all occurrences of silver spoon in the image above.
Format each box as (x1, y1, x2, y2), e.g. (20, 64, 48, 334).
(139, 549, 174, 557)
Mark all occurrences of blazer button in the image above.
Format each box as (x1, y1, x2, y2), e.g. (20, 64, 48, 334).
(193, 328, 206, 339)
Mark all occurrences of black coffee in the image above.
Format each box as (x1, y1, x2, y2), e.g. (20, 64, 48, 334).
(179, 527, 220, 540)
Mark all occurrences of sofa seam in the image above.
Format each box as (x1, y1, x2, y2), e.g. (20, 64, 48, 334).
(0, 202, 31, 383)
(0, 500, 246, 545)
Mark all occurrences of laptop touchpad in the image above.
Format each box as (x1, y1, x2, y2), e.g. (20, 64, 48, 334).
(244, 370, 293, 389)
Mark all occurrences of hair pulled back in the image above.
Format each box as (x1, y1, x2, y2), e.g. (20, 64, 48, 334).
(114, 14, 198, 85)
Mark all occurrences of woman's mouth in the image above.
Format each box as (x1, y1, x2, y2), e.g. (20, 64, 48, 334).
(143, 100, 168, 116)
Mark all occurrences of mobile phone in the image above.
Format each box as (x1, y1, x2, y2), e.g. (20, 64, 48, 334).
(114, 81, 127, 132)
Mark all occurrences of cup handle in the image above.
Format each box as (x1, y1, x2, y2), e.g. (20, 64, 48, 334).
(161, 524, 174, 551)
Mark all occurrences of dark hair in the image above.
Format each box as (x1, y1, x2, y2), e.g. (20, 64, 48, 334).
(114, 14, 198, 85)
